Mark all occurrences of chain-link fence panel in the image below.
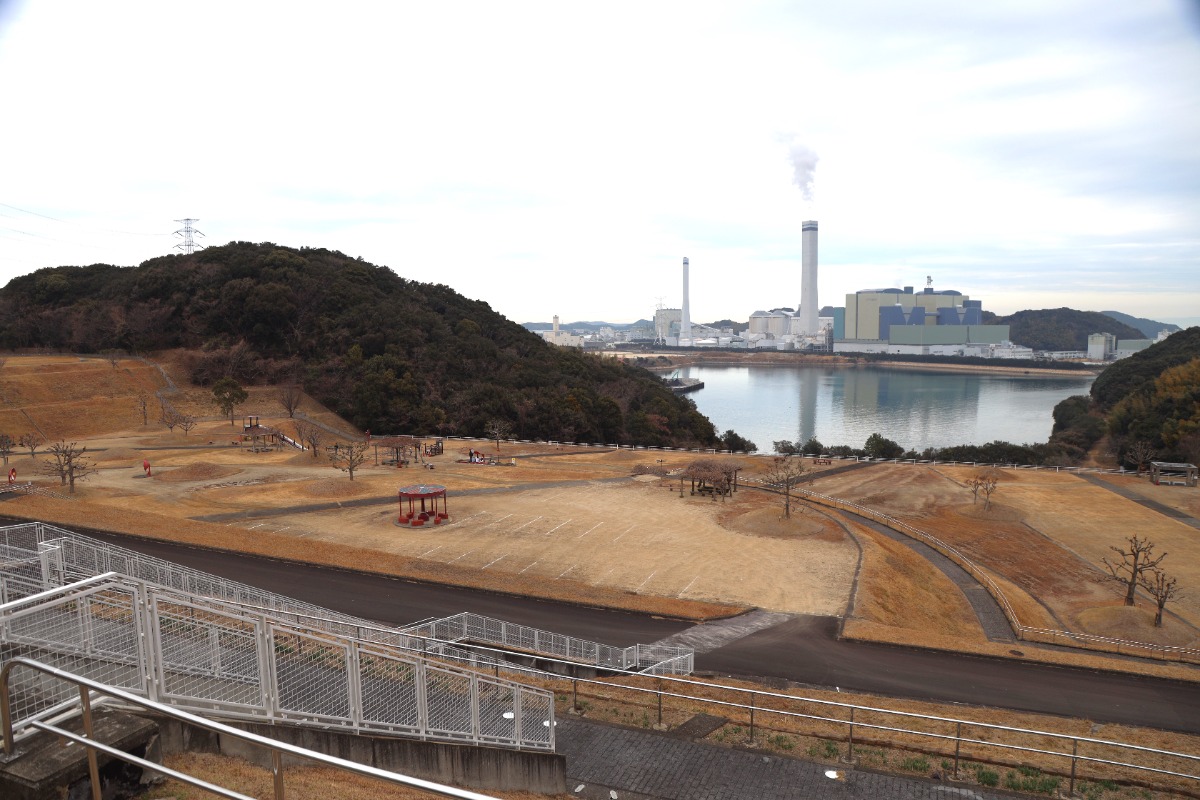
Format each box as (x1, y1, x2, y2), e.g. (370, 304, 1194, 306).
(425, 665, 475, 741)
(153, 596, 264, 709)
(271, 627, 352, 724)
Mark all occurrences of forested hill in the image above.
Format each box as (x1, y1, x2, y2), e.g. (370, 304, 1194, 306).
(0, 242, 720, 447)
(1090, 327, 1200, 462)
(984, 308, 1144, 350)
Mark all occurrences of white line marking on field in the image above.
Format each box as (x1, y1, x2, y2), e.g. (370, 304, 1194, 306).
(576, 522, 603, 540)
(680, 574, 700, 594)
(557, 564, 578, 579)
(481, 555, 506, 569)
(247, 523, 265, 530)
(543, 520, 570, 537)
(446, 550, 475, 564)
(599, 567, 615, 582)
(481, 513, 513, 528)
(636, 570, 658, 591)
(612, 524, 636, 542)
(418, 545, 445, 558)
(508, 516, 542, 534)
(518, 560, 540, 574)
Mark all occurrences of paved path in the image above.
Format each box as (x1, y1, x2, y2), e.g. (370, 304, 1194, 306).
(1077, 472, 1200, 529)
(839, 513, 1015, 642)
(648, 609, 795, 653)
(557, 717, 1008, 800)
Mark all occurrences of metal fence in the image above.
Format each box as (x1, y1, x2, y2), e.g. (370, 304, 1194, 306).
(1, 656, 504, 800)
(0, 573, 553, 751)
(406, 612, 694, 675)
(0, 523, 691, 676)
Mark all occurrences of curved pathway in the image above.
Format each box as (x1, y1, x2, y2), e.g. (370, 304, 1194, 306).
(837, 512, 1015, 642)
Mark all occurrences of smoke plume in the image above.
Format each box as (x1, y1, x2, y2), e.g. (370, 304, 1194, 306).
(786, 142, 819, 201)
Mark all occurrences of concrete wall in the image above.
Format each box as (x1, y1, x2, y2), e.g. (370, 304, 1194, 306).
(149, 716, 566, 795)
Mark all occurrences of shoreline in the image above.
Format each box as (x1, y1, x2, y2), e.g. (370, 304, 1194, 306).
(622, 351, 1098, 378)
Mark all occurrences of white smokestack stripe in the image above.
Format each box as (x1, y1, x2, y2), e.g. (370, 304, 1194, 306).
(797, 221, 818, 334)
(681, 257, 691, 343)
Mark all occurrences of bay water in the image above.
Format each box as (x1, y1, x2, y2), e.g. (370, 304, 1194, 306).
(678, 364, 1095, 453)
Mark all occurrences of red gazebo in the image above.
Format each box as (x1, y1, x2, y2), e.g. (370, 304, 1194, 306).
(398, 484, 449, 527)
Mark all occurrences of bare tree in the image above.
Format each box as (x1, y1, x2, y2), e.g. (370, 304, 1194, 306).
(1102, 535, 1167, 607)
(976, 471, 1000, 511)
(136, 391, 150, 426)
(965, 475, 984, 504)
(1139, 569, 1181, 627)
(294, 419, 325, 458)
(330, 441, 369, 480)
(39, 440, 95, 493)
(178, 415, 198, 436)
(18, 432, 43, 459)
(1124, 440, 1157, 474)
(762, 455, 808, 518)
(102, 348, 123, 369)
(484, 418, 513, 451)
(278, 384, 303, 418)
(0, 433, 13, 465)
(162, 408, 184, 433)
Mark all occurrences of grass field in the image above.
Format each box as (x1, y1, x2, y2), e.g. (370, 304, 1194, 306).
(3, 352, 1200, 681)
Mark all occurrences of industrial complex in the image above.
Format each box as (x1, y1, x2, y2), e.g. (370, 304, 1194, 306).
(536, 219, 1163, 361)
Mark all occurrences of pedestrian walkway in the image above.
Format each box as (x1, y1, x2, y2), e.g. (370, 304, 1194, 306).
(557, 716, 1011, 800)
(1077, 472, 1200, 529)
(648, 609, 795, 653)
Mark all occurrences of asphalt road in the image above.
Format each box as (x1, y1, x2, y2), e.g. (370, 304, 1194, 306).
(17, 523, 1200, 735)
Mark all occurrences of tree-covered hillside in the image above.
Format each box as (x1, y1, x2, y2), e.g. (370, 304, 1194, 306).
(0, 243, 720, 446)
(989, 308, 1144, 351)
(1090, 327, 1200, 462)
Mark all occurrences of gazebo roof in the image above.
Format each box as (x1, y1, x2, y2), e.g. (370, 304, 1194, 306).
(398, 484, 447, 498)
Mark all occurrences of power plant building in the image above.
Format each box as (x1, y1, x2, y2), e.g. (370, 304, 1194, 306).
(834, 285, 1012, 356)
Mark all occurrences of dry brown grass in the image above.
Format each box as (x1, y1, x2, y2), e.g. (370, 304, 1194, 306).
(837, 511, 985, 641)
(6, 354, 1200, 680)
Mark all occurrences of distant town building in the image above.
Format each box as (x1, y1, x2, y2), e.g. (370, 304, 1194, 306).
(539, 315, 583, 348)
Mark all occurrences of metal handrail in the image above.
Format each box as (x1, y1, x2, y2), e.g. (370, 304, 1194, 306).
(0, 657, 502, 800)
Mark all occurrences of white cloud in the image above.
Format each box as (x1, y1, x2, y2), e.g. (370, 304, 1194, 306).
(0, 0, 1196, 324)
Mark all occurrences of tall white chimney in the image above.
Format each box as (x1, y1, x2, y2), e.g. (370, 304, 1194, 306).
(797, 220, 819, 334)
(552, 314, 560, 341)
(680, 257, 691, 343)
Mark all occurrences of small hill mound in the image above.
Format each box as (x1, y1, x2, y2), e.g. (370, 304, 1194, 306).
(1074, 605, 1198, 648)
(155, 463, 242, 482)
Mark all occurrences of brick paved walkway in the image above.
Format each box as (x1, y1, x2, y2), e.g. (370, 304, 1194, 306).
(557, 717, 1012, 800)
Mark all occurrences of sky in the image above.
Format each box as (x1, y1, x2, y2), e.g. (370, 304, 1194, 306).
(1, 1, 1198, 327)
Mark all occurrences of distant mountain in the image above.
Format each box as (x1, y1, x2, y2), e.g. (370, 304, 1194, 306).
(1100, 310, 1180, 339)
(521, 319, 652, 331)
(990, 308, 1143, 351)
(703, 319, 746, 330)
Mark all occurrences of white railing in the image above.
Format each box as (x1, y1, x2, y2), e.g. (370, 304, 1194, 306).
(1, 657, 504, 800)
(0, 574, 554, 751)
(406, 612, 693, 675)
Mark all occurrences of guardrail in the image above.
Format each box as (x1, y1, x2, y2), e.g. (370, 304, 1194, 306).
(0, 574, 554, 751)
(406, 613, 693, 675)
(0, 657, 503, 800)
(305, 625, 1200, 798)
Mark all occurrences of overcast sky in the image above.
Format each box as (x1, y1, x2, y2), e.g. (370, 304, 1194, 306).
(2, 1, 1197, 327)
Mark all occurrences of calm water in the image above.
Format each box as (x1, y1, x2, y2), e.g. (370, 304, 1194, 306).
(679, 364, 1095, 452)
